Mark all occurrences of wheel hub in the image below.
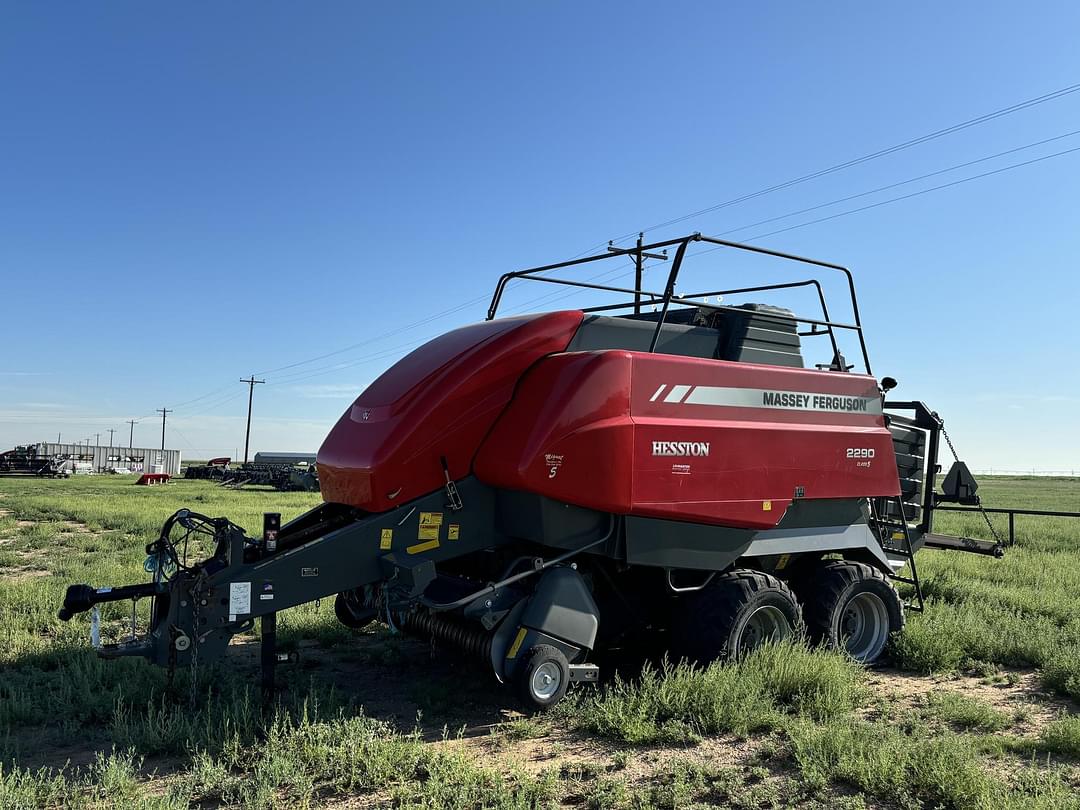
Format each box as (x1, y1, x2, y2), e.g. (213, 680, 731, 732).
(738, 605, 793, 655)
(530, 661, 563, 700)
(839, 592, 889, 662)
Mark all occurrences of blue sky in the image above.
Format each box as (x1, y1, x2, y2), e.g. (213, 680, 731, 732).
(2, 2, 1078, 471)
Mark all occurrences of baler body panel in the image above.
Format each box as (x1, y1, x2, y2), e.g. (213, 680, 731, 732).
(317, 311, 583, 511)
(475, 348, 900, 529)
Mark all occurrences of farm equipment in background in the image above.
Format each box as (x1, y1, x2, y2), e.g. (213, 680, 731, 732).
(60, 233, 1035, 709)
(136, 473, 171, 486)
(182, 455, 320, 492)
(183, 457, 232, 481)
(0, 445, 73, 478)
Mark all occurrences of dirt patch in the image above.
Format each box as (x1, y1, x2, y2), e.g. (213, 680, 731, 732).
(226, 629, 520, 736)
(865, 667, 1077, 734)
(6, 727, 114, 772)
(2, 565, 51, 582)
(445, 723, 768, 781)
(59, 520, 95, 534)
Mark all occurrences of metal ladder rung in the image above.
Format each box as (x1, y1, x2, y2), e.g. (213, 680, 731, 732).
(874, 496, 925, 613)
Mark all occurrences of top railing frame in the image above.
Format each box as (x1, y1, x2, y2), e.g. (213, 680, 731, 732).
(486, 233, 873, 375)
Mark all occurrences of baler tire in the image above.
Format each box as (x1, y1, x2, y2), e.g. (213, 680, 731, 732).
(333, 593, 376, 630)
(797, 561, 903, 664)
(671, 570, 802, 664)
(513, 644, 570, 712)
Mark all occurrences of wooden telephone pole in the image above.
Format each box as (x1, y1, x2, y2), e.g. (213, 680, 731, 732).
(240, 376, 265, 463)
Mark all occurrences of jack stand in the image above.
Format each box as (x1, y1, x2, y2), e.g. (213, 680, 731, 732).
(261, 611, 277, 704)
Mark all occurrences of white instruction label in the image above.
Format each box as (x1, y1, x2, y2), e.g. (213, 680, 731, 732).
(229, 582, 251, 615)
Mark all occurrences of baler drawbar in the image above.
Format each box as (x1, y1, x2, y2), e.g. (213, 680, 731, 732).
(60, 233, 1007, 709)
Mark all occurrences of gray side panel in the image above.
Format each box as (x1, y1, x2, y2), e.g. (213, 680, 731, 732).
(773, 498, 868, 530)
(567, 315, 720, 360)
(743, 522, 891, 570)
(567, 307, 804, 368)
(520, 567, 599, 651)
(625, 499, 875, 572)
(624, 515, 753, 570)
(717, 304, 803, 369)
(496, 490, 610, 551)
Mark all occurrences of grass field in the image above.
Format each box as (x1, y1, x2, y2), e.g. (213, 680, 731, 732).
(1, 475, 1078, 808)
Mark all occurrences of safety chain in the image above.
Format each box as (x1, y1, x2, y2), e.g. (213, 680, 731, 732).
(939, 421, 1004, 546)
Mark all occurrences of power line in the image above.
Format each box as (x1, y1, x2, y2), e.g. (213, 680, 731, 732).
(691, 142, 1080, 251)
(266, 339, 432, 386)
(613, 80, 1080, 241)
(168, 383, 237, 410)
(169, 82, 1080, 395)
(183, 390, 247, 418)
(250, 81, 1080, 386)
(252, 296, 490, 377)
(45, 82, 1080, 437)
(252, 242, 622, 380)
(712, 128, 1080, 239)
(178, 386, 249, 415)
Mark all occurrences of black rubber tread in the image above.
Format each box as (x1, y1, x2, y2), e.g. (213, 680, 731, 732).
(670, 570, 803, 664)
(794, 561, 904, 664)
(513, 643, 570, 711)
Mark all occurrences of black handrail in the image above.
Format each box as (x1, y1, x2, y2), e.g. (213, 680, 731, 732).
(934, 505, 1080, 547)
(486, 233, 871, 374)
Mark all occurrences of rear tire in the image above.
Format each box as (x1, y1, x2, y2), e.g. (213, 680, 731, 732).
(796, 561, 903, 664)
(671, 570, 802, 664)
(513, 644, 570, 711)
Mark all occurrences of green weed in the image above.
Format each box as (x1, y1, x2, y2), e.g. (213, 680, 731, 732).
(787, 717, 1079, 810)
(924, 691, 1011, 732)
(574, 641, 865, 744)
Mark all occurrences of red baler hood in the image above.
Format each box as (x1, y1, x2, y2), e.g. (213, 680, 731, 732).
(317, 311, 583, 510)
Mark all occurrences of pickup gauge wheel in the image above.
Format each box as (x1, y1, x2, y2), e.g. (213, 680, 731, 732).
(514, 644, 570, 711)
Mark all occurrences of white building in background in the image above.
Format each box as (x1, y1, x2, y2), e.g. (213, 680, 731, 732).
(33, 442, 182, 476)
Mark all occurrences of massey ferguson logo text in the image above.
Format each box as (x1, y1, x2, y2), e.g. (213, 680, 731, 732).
(762, 391, 870, 412)
(652, 441, 710, 457)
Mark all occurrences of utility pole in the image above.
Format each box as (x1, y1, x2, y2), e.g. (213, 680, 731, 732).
(609, 232, 667, 315)
(156, 409, 172, 451)
(95, 432, 100, 447)
(240, 376, 265, 463)
(127, 419, 137, 448)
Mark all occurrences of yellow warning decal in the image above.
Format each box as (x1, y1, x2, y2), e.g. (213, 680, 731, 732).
(448, 524, 460, 540)
(407, 538, 440, 554)
(776, 553, 790, 571)
(380, 528, 393, 550)
(506, 626, 528, 659)
(892, 531, 905, 541)
(418, 512, 443, 540)
(762, 500, 772, 511)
